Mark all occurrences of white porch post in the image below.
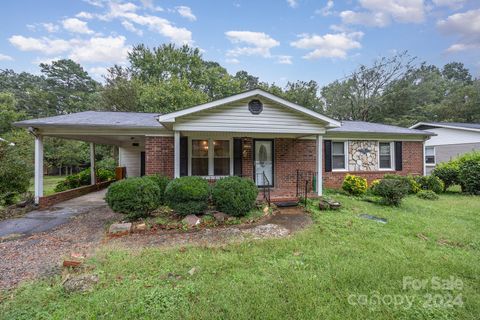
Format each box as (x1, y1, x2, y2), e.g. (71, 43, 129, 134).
(174, 131, 180, 178)
(34, 134, 44, 204)
(90, 142, 96, 185)
(316, 135, 323, 196)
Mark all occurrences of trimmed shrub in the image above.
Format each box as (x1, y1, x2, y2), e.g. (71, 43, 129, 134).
(105, 177, 161, 220)
(458, 155, 480, 194)
(417, 190, 439, 200)
(383, 174, 420, 194)
(54, 168, 115, 192)
(143, 175, 170, 205)
(212, 176, 259, 216)
(371, 178, 409, 206)
(342, 174, 368, 196)
(415, 175, 444, 194)
(164, 176, 210, 216)
(432, 161, 460, 191)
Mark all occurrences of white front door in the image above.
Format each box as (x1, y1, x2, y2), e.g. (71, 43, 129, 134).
(254, 140, 273, 186)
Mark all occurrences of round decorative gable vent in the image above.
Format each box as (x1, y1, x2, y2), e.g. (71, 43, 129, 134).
(248, 99, 263, 115)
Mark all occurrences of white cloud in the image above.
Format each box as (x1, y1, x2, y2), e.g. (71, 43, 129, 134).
(104, 2, 193, 44)
(225, 58, 240, 64)
(69, 36, 130, 63)
(0, 53, 13, 61)
(9, 36, 72, 55)
(9, 35, 130, 64)
(121, 21, 143, 35)
(42, 22, 60, 33)
(437, 9, 480, 52)
(62, 18, 94, 34)
(291, 32, 364, 59)
(176, 6, 196, 21)
(340, 0, 425, 27)
(225, 31, 280, 58)
(316, 0, 334, 16)
(287, 0, 298, 8)
(76, 11, 94, 19)
(88, 66, 108, 79)
(83, 0, 104, 7)
(276, 55, 293, 64)
(432, 0, 466, 9)
(140, 0, 163, 11)
(340, 10, 390, 27)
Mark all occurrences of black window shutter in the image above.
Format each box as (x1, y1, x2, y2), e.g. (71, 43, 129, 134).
(395, 141, 403, 171)
(324, 140, 332, 172)
(233, 138, 243, 176)
(180, 137, 188, 176)
(140, 152, 145, 176)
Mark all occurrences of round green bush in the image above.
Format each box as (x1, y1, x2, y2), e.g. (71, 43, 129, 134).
(383, 174, 420, 194)
(415, 175, 444, 194)
(54, 168, 115, 192)
(417, 190, 439, 200)
(105, 177, 161, 220)
(371, 178, 409, 206)
(143, 175, 170, 204)
(458, 156, 480, 194)
(212, 176, 259, 216)
(342, 174, 368, 196)
(432, 162, 459, 191)
(164, 176, 210, 216)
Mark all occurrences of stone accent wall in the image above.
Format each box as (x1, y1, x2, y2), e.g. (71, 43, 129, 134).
(324, 141, 424, 188)
(145, 136, 174, 177)
(348, 140, 378, 171)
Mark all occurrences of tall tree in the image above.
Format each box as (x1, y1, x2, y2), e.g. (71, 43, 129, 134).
(40, 59, 100, 115)
(322, 52, 416, 121)
(0, 93, 24, 134)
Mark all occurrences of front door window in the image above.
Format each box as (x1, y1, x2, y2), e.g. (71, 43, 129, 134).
(254, 140, 273, 186)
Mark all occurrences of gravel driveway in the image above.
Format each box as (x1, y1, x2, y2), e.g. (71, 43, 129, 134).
(0, 199, 311, 290)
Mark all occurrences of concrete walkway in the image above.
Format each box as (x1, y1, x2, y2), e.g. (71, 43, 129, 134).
(0, 189, 108, 240)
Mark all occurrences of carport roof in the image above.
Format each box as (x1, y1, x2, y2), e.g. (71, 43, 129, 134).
(14, 111, 163, 129)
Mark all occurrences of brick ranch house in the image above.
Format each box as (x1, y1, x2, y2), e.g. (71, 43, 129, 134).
(15, 89, 433, 206)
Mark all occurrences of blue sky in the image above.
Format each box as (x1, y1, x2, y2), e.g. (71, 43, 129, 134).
(0, 0, 479, 86)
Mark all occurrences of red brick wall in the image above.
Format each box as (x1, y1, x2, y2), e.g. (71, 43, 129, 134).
(323, 141, 424, 188)
(145, 136, 174, 177)
(38, 180, 112, 209)
(274, 139, 317, 191)
(241, 138, 253, 179)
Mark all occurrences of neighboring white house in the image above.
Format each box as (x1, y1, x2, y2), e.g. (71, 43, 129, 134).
(410, 122, 480, 174)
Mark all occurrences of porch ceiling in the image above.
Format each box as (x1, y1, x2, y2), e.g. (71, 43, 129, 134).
(40, 133, 145, 147)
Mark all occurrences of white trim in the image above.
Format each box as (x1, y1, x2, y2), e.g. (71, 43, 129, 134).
(90, 143, 96, 185)
(410, 122, 480, 133)
(188, 137, 233, 177)
(158, 89, 341, 128)
(331, 140, 348, 171)
(378, 141, 395, 170)
(316, 135, 323, 196)
(174, 131, 180, 178)
(34, 135, 44, 204)
(424, 145, 436, 166)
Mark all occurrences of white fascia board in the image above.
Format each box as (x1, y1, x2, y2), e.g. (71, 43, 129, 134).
(157, 89, 341, 128)
(410, 122, 480, 133)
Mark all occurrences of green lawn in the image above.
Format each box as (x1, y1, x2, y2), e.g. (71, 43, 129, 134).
(28, 176, 64, 196)
(1, 191, 479, 319)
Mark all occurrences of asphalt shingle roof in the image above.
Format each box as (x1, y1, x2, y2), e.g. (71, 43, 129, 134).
(14, 111, 163, 129)
(414, 122, 480, 130)
(327, 121, 434, 135)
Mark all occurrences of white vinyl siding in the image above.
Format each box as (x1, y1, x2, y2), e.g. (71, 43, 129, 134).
(119, 147, 141, 177)
(173, 99, 327, 134)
